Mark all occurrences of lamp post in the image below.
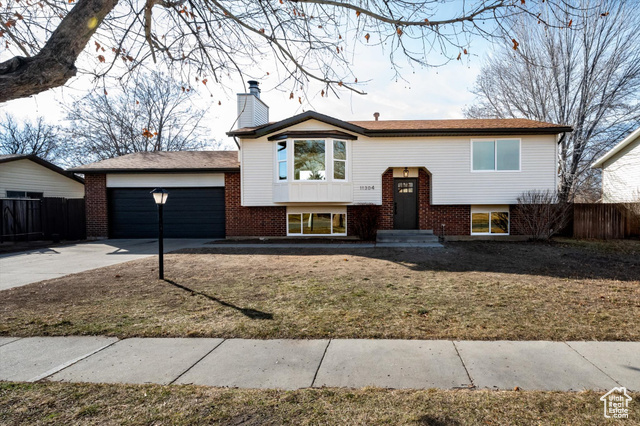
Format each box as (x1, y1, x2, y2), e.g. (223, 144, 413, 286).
(151, 188, 169, 279)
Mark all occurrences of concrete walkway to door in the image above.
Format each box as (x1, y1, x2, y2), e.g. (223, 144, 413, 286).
(0, 239, 211, 291)
(0, 337, 638, 391)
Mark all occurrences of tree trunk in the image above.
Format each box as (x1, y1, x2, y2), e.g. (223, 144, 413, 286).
(0, 0, 119, 103)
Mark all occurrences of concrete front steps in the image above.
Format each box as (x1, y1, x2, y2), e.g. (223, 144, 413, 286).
(376, 230, 443, 248)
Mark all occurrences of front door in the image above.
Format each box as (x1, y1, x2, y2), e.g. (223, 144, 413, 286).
(394, 178, 418, 229)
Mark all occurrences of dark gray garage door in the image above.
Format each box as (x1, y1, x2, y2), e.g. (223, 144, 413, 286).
(108, 187, 225, 238)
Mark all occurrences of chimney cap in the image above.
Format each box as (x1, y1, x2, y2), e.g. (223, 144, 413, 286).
(247, 80, 261, 99)
(373, 112, 380, 121)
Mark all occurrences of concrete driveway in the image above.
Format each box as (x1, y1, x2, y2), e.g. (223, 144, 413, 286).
(0, 239, 211, 291)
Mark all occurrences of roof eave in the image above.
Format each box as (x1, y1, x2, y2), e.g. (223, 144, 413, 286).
(591, 127, 640, 169)
(70, 167, 240, 174)
(0, 154, 84, 184)
(362, 127, 573, 137)
(227, 111, 366, 139)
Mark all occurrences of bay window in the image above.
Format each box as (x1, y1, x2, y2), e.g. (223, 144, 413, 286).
(333, 140, 346, 180)
(472, 139, 520, 171)
(277, 139, 348, 182)
(294, 140, 326, 180)
(277, 141, 287, 180)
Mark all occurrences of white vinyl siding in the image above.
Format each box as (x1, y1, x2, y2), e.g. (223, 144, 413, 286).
(0, 159, 84, 198)
(237, 94, 269, 129)
(602, 136, 640, 203)
(239, 119, 558, 206)
(106, 173, 225, 188)
(241, 137, 274, 206)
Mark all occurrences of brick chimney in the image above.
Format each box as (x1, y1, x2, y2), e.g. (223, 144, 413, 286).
(237, 80, 269, 129)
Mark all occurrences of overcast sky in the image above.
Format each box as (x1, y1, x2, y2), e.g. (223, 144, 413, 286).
(0, 25, 492, 149)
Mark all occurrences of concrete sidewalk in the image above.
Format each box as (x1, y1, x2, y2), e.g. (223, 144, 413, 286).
(0, 239, 210, 291)
(1, 337, 638, 391)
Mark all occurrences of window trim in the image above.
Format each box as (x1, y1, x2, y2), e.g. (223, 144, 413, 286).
(286, 211, 347, 236)
(470, 138, 521, 173)
(470, 208, 511, 235)
(332, 140, 347, 181)
(275, 139, 349, 183)
(276, 141, 287, 181)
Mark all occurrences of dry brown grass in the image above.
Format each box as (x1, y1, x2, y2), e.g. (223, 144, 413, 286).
(0, 382, 629, 425)
(1, 240, 639, 340)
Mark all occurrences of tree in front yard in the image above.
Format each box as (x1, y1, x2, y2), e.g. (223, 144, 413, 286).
(465, 0, 640, 202)
(1, 1, 581, 103)
(65, 71, 209, 162)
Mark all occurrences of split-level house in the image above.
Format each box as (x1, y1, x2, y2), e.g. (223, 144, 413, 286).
(74, 81, 572, 239)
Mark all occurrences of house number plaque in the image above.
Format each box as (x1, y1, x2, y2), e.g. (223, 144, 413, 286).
(359, 185, 375, 190)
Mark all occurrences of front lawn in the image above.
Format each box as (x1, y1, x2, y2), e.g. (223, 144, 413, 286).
(1, 240, 639, 340)
(0, 382, 624, 425)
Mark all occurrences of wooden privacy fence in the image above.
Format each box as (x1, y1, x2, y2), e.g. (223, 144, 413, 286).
(0, 197, 85, 243)
(573, 203, 640, 239)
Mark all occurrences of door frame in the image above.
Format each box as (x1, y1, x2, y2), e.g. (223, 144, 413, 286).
(393, 177, 418, 230)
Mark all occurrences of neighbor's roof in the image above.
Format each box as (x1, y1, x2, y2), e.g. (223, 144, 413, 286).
(69, 151, 240, 173)
(227, 111, 573, 139)
(591, 127, 640, 169)
(0, 154, 84, 184)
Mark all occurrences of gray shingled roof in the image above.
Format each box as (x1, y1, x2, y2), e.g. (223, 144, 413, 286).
(69, 151, 240, 173)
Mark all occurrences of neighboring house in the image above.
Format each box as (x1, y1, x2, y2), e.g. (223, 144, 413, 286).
(0, 154, 84, 199)
(74, 81, 571, 239)
(592, 127, 640, 203)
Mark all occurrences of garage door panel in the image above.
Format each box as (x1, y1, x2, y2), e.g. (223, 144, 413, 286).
(108, 188, 225, 238)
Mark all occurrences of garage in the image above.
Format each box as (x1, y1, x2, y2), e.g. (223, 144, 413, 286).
(108, 187, 225, 238)
(70, 151, 239, 239)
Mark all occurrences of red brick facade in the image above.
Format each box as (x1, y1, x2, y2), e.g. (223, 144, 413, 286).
(85, 173, 108, 238)
(82, 168, 516, 239)
(372, 167, 472, 236)
(224, 172, 286, 237)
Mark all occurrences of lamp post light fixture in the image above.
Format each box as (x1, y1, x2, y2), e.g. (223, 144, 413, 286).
(403, 167, 409, 178)
(151, 188, 169, 279)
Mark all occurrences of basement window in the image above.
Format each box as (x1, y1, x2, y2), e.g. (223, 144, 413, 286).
(471, 209, 510, 235)
(287, 212, 347, 236)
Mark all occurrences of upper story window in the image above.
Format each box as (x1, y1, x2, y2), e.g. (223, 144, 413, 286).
(277, 139, 348, 182)
(277, 141, 287, 180)
(294, 140, 326, 180)
(472, 139, 520, 171)
(333, 140, 346, 180)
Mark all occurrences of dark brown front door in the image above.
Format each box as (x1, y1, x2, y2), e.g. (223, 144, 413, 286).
(394, 178, 418, 229)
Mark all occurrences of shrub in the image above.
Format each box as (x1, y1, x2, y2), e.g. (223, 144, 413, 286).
(351, 204, 381, 241)
(514, 190, 572, 240)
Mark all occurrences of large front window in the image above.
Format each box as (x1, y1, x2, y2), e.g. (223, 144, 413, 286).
(277, 139, 348, 182)
(472, 139, 520, 171)
(287, 212, 347, 235)
(294, 140, 326, 180)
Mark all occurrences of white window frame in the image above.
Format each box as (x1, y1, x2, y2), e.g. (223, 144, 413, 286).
(332, 140, 347, 181)
(286, 207, 347, 236)
(470, 138, 521, 172)
(276, 141, 287, 181)
(274, 139, 349, 183)
(470, 207, 511, 235)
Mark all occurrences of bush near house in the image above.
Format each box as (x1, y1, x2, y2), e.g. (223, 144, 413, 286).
(350, 204, 381, 241)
